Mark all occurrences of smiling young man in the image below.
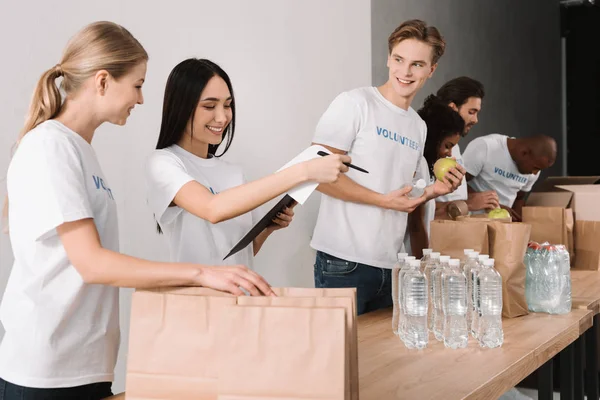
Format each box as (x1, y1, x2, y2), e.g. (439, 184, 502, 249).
(310, 20, 465, 315)
(434, 77, 501, 218)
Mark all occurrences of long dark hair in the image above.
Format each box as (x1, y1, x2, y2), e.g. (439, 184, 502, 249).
(154, 58, 236, 233)
(156, 58, 235, 157)
(418, 94, 465, 173)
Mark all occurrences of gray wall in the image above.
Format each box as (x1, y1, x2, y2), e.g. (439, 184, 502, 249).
(371, 0, 563, 179)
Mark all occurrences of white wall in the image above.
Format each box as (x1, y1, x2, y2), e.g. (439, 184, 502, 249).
(0, 0, 371, 393)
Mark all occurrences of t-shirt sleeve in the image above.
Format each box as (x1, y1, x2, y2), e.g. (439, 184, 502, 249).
(522, 172, 540, 192)
(145, 151, 195, 226)
(462, 137, 488, 177)
(13, 134, 93, 241)
(312, 92, 361, 152)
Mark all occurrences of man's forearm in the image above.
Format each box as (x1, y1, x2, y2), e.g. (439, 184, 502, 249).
(317, 174, 386, 208)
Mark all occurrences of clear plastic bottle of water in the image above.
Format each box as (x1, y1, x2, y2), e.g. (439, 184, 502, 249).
(392, 252, 408, 335)
(461, 249, 474, 271)
(424, 252, 441, 331)
(398, 256, 416, 340)
(525, 242, 539, 311)
(471, 254, 489, 338)
(433, 255, 451, 341)
(556, 245, 572, 314)
(407, 179, 427, 199)
(463, 251, 481, 329)
(402, 259, 429, 349)
(477, 258, 503, 348)
(442, 258, 468, 349)
(421, 248, 433, 272)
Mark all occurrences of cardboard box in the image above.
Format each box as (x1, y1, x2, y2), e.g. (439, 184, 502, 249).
(524, 176, 600, 269)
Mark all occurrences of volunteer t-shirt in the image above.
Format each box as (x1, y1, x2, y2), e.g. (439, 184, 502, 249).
(0, 120, 120, 388)
(310, 87, 427, 269)
(145, 145, 254, 268)
(436, 144, 468, 202)
(463, 134, 539, 207)
(403, 156, 436, 256)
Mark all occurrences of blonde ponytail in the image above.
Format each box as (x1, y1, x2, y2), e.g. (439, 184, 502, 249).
(3, 21, 148, 229)
(18, 65, 64, 143)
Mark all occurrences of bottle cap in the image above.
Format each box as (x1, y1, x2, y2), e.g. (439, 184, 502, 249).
(430, 252, 441, 259)
(422, 249, 433, 255)
(440, 255, 451, 262)
(449, 259, 460, 267)
(410, 260, 421, 268)
(484, 259, 495, 267)
(397, 252, 408, 260)
(413, 179, 426, 189)
(468, 251, 480, 259)
(478, 255, 490, 262)
(463, 249, 474, 254)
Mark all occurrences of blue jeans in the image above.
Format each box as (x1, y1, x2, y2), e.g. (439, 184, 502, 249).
(0, 378, 112, 400)
(314, 251, 393, 316)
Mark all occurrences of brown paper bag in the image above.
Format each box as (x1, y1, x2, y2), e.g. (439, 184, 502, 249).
(522, 206, 574, 259)
(217, 306, 346, 400)
(237, 296, 354, 400)
(488, 222, 531, 318)
(126, 288, 236, 400)
(270, 287, 358, 398)
(429, 220, 490, 259)
(574, 220, 600, 270)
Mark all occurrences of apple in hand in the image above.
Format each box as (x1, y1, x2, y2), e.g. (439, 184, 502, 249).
(433, 157, 458, 181)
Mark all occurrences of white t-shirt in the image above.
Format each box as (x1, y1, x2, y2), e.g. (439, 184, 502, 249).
(403, 156, 436, 256)
(310, 87, 427, 269)
(463, 134, 539, 207)
(436, 144, 468, 202)
(145, 145, 254, 268)
(0, 120, 120, 388)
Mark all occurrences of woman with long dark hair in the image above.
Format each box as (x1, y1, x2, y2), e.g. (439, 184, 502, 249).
(145, 58, 349, 268)
(406, 94, 465, 254)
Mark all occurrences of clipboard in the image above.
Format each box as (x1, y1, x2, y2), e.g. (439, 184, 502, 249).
(223, 194, 296, 260)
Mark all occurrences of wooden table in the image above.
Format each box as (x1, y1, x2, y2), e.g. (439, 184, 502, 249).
(357, 308, 591, 400)
(105, 307, 592, 400)
(570, 269, 600, 400)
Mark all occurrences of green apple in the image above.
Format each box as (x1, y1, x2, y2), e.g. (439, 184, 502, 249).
(433, 157, 457, 181)
(488, 208, 511, 220)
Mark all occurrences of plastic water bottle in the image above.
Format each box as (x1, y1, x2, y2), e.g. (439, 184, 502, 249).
(538, 245, 570, 314)
(407, 179, 427, 199)
(442, 258, 468, 349)
(463, 251, 481, 329)
(398, 256, 416, 340)
(461, 249, 474, 271)
(433, 255, 451, 341)
(402, 259, 428, 349)
(421, 248, 433, 272)
(392, 252, 408, 335)
(525, 242, 543, 312)
(424, 252, 441, 331)
(556, 245, 572, 314)
(471, 254, 489, 338)
(477, 258, 503, 348)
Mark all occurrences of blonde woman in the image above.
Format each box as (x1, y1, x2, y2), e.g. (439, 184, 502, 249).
(0, 21, 348, 399)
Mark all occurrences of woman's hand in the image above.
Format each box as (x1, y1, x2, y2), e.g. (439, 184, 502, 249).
(267, 203, 297, 232)
(197, 265, 275, 296)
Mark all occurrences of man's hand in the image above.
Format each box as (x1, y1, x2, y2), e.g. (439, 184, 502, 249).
(381, 186, 426, 213)
(466, 190, 500, 212)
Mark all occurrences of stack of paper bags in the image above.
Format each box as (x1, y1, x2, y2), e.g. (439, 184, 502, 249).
(125, 287, 357, 400)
